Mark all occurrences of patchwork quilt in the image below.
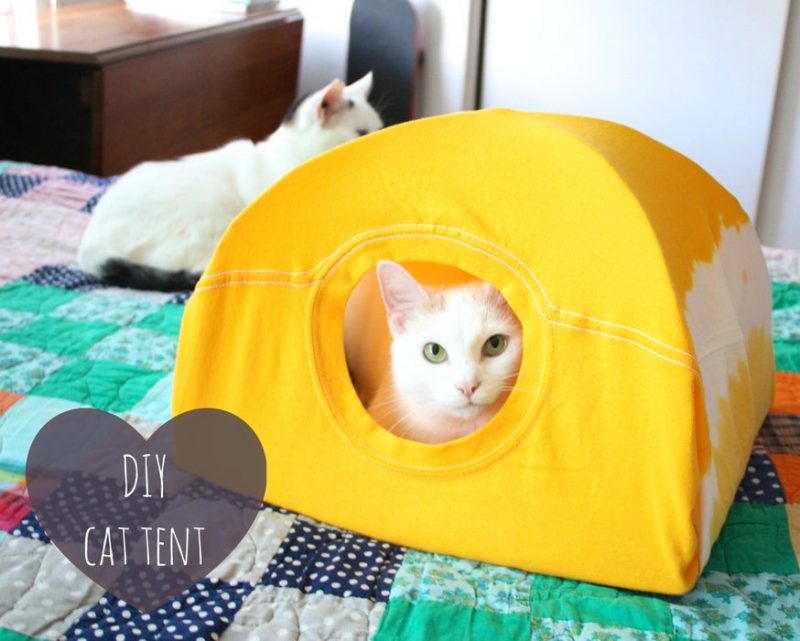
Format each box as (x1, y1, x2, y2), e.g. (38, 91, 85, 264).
(0, 160, 798, 641)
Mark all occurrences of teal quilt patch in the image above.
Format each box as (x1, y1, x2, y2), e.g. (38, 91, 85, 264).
(0, 316, 118, 358)
(774, 339, 800, 374)
(126, 372, 173, 424)
(670, 571, 800, 641)
(530, 618, 673, 640)
(527, 574, 672, 633)
(48, 292, 160, 326)
(706, 503, 799, 575)
(388, 550, 673, 638)
(134, 304, 184, 337)
(0, 309, 36, 334)
(772, 281, 800, 311)
(374, 598, 530, 641)
(773, 308, 800, 342)
(0, 341, 70, 394)
(85, 327, 176, 371)
(391, 549, 530, 614)
(0, 282, 81, 314)
(0, 395, 86, 473)
(30, 360, 167, 413)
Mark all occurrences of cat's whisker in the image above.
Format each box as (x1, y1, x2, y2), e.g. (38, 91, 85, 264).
(369, 94, 400, 123)
(379, 401, 422, 433)
(367, 392, 430, 410)
(496, 382, 535, 389)
(393, 423, 413, 440)
(383, 399, 442, 437)
(370, 405, 410, 422)
(384, 409, 421, 436)
(499, 369, 536, 381)
(367, 401, 403, 416)
(496, 387, 537, 395)
(395, 399, 442, 422)
(367, 393, 434, 420)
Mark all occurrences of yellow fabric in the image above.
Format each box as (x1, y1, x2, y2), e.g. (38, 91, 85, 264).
(172, 110, 773, 594)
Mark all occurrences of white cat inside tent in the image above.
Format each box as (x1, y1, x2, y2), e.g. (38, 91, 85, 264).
(173, 109, 773, 595)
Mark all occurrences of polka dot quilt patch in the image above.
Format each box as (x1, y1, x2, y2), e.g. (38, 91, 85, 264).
(0, 162, 798, 640)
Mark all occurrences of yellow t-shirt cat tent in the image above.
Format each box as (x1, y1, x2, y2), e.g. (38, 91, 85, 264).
(173, 110, 774, 594)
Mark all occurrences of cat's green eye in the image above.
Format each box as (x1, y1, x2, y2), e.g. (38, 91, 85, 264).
(483, 334, 508, 357)
(423, 342, 448, 363)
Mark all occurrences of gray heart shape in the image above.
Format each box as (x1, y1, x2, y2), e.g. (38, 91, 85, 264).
(26, 408, 266, 611)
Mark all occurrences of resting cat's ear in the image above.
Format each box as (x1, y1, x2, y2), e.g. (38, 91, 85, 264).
(315, 79, 347, 124)
(376, 261, 427, 334)
(347, 71, 373, 98)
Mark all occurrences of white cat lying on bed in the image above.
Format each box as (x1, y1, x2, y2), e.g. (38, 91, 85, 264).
(78, 73, 382, 292)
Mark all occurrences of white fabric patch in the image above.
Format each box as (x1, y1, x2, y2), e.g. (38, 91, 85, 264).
(221, 585, 385, 641)
(210, 508, 296, 586)
(0, 535, 104, 639)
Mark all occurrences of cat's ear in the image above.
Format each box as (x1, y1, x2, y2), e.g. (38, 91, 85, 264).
(482, 282, 513, 314)
(376, 261, 427, 334)
(347, 71, 373, 98)
(315, 79, 347, 124)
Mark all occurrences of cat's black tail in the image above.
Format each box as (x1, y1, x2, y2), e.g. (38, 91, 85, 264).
(99, 258, 201, 292)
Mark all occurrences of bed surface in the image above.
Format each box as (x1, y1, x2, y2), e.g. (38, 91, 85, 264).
(0, 161, 798, 640)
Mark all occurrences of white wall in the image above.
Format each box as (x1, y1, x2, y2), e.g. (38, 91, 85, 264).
(410, 0, 482, 115)
(758, 0, 800, 249)
(481, 0, 790, 220)
(289, 0, 480, 116)
(290, 0, 354, 95)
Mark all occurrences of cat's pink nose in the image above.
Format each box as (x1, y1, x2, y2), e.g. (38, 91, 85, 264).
(456, 382, 480, 398)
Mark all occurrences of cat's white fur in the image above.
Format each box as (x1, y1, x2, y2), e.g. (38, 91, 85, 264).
(369, 261, 523, 444)
(78, 73, 382, 278)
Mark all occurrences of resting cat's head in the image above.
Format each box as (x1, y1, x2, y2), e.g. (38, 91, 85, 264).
(282, 72, 383, 149)
(374, 261, 523, 443)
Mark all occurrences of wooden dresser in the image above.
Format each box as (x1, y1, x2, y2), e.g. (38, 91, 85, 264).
(0, 1, 303, 175)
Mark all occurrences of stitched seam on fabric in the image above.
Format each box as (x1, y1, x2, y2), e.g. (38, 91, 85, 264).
(198, 222, 692, 360)
(199, 263, 327, 281)
(195, 279, 321, 292)
(319, 231, 548, 317)
(553, 308, 690, 356)
(530, 116, 705, 360)
(549, 320, 698, 374)
(199, 256, 695, 373)
(694, 335, 747, 362)
(320, 230, 693, 370)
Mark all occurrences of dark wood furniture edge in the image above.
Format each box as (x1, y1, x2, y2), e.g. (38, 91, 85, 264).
(0, 7, 302, 65)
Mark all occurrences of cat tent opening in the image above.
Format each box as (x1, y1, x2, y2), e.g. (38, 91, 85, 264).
(172, 110, 774, 594)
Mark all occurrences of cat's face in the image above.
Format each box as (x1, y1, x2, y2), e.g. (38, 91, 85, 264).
(377, 261, 523, 425)
(289, 72, 383, 142)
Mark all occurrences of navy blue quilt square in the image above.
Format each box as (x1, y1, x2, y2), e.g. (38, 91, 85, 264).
(31, 470, 166, 545)
(262, 518, 405, 602)
(63, 577, 251, 640)
(11, 511, 51, 543)
(0, 174, 44, 198)
(64, 171, 115, 188)
(166, 291, 193, 305)
(22, 264, 105, 291)
(81, 190, 110, 214)
(735, 452, 787, 504)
